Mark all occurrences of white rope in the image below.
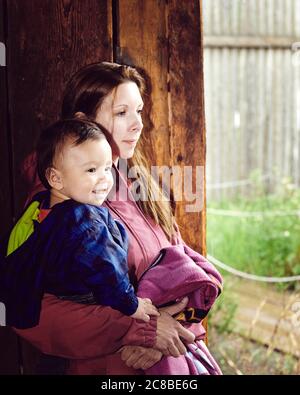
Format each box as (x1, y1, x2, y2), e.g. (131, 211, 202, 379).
(207, 208, 300, 217)
(207, 174, 273, 189)
(207, 254, 300, 283)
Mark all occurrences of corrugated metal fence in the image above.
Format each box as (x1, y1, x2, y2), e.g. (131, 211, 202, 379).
(203, 0, 300, 200)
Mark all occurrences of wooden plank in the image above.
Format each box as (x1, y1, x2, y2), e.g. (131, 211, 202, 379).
(0, 0, 20, 376)
(6, 0, 113, 219)
(168, 0, 206, 254)
(5, 0, 113, 374)
(117, 0, 170, 169)
(0, 0, 13, 236)
(204, 35, 299, 49)
(117, 0, 206, 254)
(233, 284, 300, 357)
(213, 279, 300, 357)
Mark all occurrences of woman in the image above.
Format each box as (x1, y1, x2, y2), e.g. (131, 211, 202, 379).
(15, 62, 216, 374)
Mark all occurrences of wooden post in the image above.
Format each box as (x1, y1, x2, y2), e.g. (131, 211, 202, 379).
(0, 0, 20, 375)
(0, 0, 14, 235)
(116, 0, 206, 255)
(1, 0, 113, 374)
(6, 0, 113, 219)
(117, 0, 171, 168)
(168, 0, 206, 254)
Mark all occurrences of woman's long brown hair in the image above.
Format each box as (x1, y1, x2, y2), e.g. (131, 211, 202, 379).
(61, 62, 176, 239)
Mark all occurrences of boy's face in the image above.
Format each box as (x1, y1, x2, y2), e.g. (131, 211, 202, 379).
(50, 137, 113, 206)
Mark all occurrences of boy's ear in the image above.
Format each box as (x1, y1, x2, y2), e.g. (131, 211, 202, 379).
(74, 111, 86, 119)
(46, 167, 64, 190)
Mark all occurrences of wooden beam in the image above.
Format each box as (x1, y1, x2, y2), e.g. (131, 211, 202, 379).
(168, 0, 206, 255)
(117, 0, 170, 169)
(117, 0, 206, 255)
(204, 35, 299, 49)
(0, 0, 20, 377)
(3, 0, 113, 375)
(0, 0, 14, 235)
(6, 0, 113, 218)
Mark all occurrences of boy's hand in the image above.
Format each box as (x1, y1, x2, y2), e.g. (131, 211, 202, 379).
(119, 345, 163, 370)
(130, 297, 160, 322)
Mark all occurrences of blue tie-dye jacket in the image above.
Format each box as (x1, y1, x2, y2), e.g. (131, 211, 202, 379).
(0, 191, 138, 329)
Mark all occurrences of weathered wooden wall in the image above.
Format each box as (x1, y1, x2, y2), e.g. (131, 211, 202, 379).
(0, 0, 206, 374)
(5, 0, 113, 218)
(0, 0, 13, 245)
(1, 0, 113, 376)
(0, 0, 20, 375)
(116, 0, 206, 251)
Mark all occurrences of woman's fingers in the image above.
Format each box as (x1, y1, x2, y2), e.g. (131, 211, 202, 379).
(166, 342, 181, 358)
(132, 349, 162, 370)
(177, 325, 195, 344)
(121, 346, 162, 370)
(159, 297, 189, 316)
(155, 309, 195, 357)
(132, 355, 150, 370)
(121, 346, 143, 366)
(125, 354, 141, 367)
(174, 336, 187, 355)
(155, 311, 184, 356)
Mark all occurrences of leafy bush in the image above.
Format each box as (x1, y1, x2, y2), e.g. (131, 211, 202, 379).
(207, 176, 300, 290)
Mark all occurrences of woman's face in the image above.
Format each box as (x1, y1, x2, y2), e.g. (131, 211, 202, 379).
(95, 82, 144, 162)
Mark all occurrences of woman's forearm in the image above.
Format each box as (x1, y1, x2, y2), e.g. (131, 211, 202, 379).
(14, 294, 157, 359)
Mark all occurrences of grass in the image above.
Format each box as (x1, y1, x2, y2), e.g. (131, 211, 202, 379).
(209, 326, 300, 375)
(207, 176, 300, 290)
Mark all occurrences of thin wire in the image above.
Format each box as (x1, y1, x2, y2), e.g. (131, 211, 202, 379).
(207, 254, 300, 283)
(207, 208, 300, 217)
(207, 173, 273, 189)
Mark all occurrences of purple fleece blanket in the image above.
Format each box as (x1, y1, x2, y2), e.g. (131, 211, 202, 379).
(137, 244, 223, 375)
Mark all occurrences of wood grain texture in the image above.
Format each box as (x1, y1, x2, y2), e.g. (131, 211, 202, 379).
(168, 0, 206, 254)
(2, 0, 113, 375)
(117, 0, 206, 255)
(0, 0, 20, 376)
(0, 0, 14, 235)
(6, 0, 113, 218)
(117, 0, 170, 168)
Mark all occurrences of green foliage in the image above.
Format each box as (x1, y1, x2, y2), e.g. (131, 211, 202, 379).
(209, 292, 238, 334)
(207, 174, 300, 290)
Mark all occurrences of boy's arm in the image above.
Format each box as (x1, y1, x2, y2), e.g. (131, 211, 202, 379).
(72, 208, 138, 316)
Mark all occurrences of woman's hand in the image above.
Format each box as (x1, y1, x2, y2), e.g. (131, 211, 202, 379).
(120, 345, 163, 370)
(155, 297, 195, 357)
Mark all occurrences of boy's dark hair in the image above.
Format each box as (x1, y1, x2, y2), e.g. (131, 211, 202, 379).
(37, 118, 115, 190)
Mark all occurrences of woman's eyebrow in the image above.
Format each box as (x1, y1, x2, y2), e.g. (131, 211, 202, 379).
(113, 104, 128, 108)
(113, 103, 144, 108)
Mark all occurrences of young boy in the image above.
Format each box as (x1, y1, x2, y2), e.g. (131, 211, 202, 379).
(1, 119, 159, 329)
